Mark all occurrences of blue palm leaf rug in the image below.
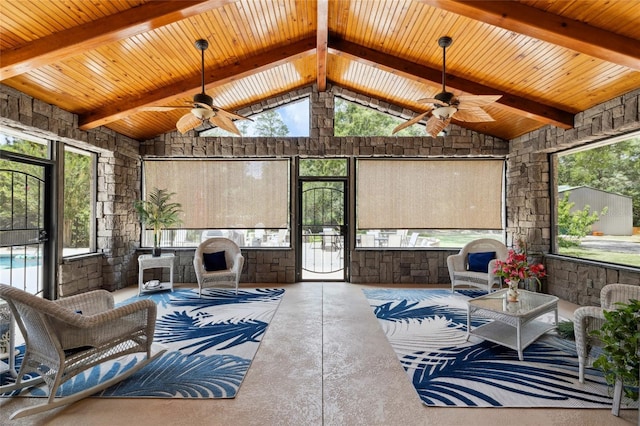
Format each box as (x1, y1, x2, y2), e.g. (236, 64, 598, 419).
(3, 288, 284, 399)
(363, 288, 638, 409)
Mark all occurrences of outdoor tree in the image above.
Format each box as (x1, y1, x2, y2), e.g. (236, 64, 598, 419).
(334, 99, 428, 137)
(557, 193, 607, 247)
(558, 138, 640, 226)
(254, 110, 289, 137)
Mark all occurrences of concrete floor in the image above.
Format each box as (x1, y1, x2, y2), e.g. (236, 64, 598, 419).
(1, 282, 637, 426)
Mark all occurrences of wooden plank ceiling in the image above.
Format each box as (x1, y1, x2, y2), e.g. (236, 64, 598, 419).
(1, 0, 639, 141)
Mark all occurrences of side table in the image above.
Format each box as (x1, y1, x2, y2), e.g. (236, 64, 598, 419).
(138, 253, 175, 296)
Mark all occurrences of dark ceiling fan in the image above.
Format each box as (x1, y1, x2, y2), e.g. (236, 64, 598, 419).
(392, 36, 501, 137)
(143, 39, 250, 135)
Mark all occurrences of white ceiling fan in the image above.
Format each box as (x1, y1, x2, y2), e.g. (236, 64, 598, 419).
(143, 39, 250, 136)
(393, 36, 501, 137)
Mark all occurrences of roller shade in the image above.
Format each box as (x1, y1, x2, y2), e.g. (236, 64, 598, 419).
(357, 159, 503, 229)
(144, 159, 289, 228)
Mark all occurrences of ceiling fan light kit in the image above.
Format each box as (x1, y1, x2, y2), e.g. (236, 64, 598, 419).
(432, 106, 456, 120)
(392, 36, 501, 137)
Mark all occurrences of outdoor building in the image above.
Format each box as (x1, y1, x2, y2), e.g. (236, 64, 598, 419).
(559, 186, 634, 236)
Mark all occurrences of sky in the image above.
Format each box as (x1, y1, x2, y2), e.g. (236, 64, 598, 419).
(201, 97, 309, 137)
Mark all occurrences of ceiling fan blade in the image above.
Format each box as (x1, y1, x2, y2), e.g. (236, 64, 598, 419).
(176, 113, 202, 134)
(392, 110, 431, 134)
(215, 107, 252, 122)
(209, 114, 242, 136)
(456, 95, 502, 109)
(426, 116, 450, 137)
(453, 107, 496, 122)
(416, 97, 441, 105)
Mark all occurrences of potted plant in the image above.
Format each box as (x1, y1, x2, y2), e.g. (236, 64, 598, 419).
(591, 300, 640, 401)
(134, 188, 183, 256)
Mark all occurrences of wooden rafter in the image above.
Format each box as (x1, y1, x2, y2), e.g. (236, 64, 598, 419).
(421, 0, 640, 71)
(316, 0, 329, 91)
(79, 38, 316, 130)
(328, 37, 574, 129)
(0, 0, 235, 81)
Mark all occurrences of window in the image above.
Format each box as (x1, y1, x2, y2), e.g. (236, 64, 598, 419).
(142, 159, 290, 248)
(355, 159, 504, 248)
(554, 132, 640, 267)
(63, 146, 96, 256)
(334, 98, 428, 136)
(199, 97, 310, 137)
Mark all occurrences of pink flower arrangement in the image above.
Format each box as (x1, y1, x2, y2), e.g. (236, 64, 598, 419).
(493, 249, 546, 285)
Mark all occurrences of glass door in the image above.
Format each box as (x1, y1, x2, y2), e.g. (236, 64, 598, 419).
(299, 179, 347, 280)
(0, 156, 52, 297)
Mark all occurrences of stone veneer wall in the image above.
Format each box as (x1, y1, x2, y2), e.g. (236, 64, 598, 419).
(4, 80, 637, 295)
(1, 84, 142, 296)
(140, 84, 508, 284)
(507, 88, 640, 305)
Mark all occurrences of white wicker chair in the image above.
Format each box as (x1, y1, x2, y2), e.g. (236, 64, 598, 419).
(0, 283, 163, 419)
(193, 237, 244, 296)
(447, 238, 509, 292)
(574, 283, 640, 384)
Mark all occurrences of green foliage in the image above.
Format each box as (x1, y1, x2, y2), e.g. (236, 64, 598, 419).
(299, 159, 347, 177)
(557, 193, 607, 247)
(556, 320, 575, 340)
(63, 150, 91, 248)
(334, 98, 427, 137)
(558, 137, 640, 226)
(134, 188, 183, 248)
(592, 299, 640, 399)
(254, 110, 289, 137)
(0, 140, 47, 231)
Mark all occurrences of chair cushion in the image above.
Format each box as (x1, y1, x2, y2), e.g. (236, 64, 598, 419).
(203, 251, 228, 271)
(467, 251, 495, 273)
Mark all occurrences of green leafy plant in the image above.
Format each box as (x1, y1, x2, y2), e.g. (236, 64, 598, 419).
(134, 188, 182, 255)
(591, 299, 640, 399)
(557, 193, 607, 248)
(556, 320, 575, 340)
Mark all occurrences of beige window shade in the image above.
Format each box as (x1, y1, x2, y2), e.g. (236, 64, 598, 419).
(357, 159, 504, 229)
(144, 160, 289, 229)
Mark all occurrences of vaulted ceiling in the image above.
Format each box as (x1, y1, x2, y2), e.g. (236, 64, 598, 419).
(1, 0, 639, 141)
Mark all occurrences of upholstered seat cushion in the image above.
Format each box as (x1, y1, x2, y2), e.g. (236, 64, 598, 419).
(467, 251, 496, 273)
(203, 251, 227, 271)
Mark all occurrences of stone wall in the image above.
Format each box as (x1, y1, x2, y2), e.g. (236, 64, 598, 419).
(3, 80, 638, 295)
(507, 88, 640, 304)
(140, 84, 509, 284)
(1, 84, 142, 296)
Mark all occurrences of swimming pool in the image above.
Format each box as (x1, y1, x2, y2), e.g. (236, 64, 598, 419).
(0, 254, 41, 269)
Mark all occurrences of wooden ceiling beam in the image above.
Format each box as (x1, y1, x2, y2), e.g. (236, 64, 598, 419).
(316, 0, 329, 91)
(79, 38, 317, 130)
(421, 0, 640, 71)
(0, 0, 236, 80)
(328, 37, 574, 129)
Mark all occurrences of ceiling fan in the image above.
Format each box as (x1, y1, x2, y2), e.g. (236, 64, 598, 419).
(143, 39, 250, 135)
(392, 36, 501, 137)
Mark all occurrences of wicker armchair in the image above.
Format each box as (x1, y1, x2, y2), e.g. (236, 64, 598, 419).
(0, 283, 163, 419)
(194, 237, 244, 296)
(574, 283, 640, 384)
(447, 239, 509, 292)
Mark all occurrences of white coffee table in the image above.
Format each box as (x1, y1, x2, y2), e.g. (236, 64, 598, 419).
(466, 289, 558, 361)
(138, 253, 175, 296)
